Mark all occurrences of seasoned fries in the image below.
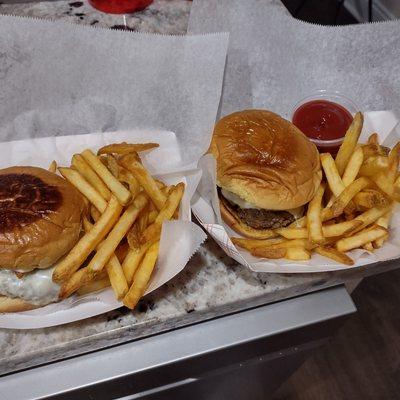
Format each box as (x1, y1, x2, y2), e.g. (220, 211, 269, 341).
(232, 111, 399, 266)
(72, 154, 111, 200)
(119, 153, 166, 210)
(82, 149, 132, 205)
(335, 112, 363, 175)
(52, 141, 185, 310)
(307, 184, 325, 244)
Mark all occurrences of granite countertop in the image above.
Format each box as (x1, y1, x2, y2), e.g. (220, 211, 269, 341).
(1, 0, 400, 377)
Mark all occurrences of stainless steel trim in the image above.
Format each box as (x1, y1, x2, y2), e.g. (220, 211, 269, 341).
(0, 286, 355, 400)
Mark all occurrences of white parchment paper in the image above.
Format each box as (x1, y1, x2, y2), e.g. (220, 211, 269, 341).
(189, 0, 400, 120)
(0, 130, 207, 329)
(0, 14, 229, 170)
(192, 111, 400, 273)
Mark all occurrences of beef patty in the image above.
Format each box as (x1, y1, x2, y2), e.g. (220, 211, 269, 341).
(220, 194, 295, 230)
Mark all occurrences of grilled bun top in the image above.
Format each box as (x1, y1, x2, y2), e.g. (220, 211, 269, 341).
(209, 109, 322, 210)
(0, 166, 85, 271)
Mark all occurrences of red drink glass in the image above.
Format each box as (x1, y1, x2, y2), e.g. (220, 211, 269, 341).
(88, 0, 153, 14)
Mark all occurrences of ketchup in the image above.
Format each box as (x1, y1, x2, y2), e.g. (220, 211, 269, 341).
(292, 100, 353, 154)
(88, 0, 153, 14)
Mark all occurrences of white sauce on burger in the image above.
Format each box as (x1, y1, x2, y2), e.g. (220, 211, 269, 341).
(0, 267, 60, 306)
(221, 189, 304, 218)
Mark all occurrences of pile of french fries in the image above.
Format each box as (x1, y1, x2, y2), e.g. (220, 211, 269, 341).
(232, 112, 400, 266)
(49, 142, 184, 309)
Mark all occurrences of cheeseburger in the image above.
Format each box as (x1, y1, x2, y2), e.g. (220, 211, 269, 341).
(0, 166, 85, 312)
(210, 109, 322, 238)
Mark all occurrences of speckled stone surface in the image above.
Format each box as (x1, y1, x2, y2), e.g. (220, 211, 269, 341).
(1, 0, 400, 377)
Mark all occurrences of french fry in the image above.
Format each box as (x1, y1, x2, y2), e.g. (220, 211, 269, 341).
(104, 154, 120, 178)
(48, 160, 57, 173)
(123, 242, 160, 309)
(59, 267, 95, 299)
(342, 147, 364, 187)
(72, 154, 111, 200)
(350, 206, 391, 234)
(363, 242, 374, 252)
(140, 183, 185, 245)
(251, 247, 287, 259)
(285, 247, 311, 261)
(98, 142, 159, 156)
(314, 246, 354, 266)
(336, 225, 387, 252)
(322, 220, 363, 238)
(53, 196, 123, 283)
(76, 275, 110, 296)
(320, 153, 345, 197)
(82, 149, 131, 205)
(275, 227, 308, 239)
(359, 155, 389, 177)
(83, 219, 128, 300)
(353, 189, 390, 209)
(117, 166, 142, 197)
(87, 194, 148, 273)
(119, 154, 166, 210)
(335, 112, 363, 176)
(331, 177, 371, 217)
(307, 184, 325, 244)
(231, 237, 286, 251)
(367, 133, 379, 145)
(58, 167, 107, 213)
(122, 243, 151, 285)
(374, 211, 392, 248)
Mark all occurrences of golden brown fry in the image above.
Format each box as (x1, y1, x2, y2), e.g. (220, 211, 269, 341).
(48, 160, 57, 173)
(363, 242, 374, 252)
(76, 275, 110, 296)
(140, 183, 185, 245)
(117, 166, 142, 197)
(251, 247, 287, 259)
(314, 246, 354, 266)
(367, 133, 379, 145)
(336, 225, 387, 252)
(123, 242, 160, 309)
(320, 153, 345, 197)
(71, 154, 111, 200)
(350, 206, 391, 234)
(275, 227, 308, 239)
(148, 210, 158, 224)
(87, 194, 148, 273)
(322, 220, 363, 238)
(359, 155, 389, 177)
(231, 237, 286, 251)
(331, 177, 371, 217)
(98, 142, 159, 156)
(59, 267, 95, 299)
(342, 147, 364, 187)
(335, 112, 363, 176)
(285, 247, 311, 261)
(53, 196, 123, 283)
(119, 153, 166, 210)
(353, 189, 390, 209)
(58, 167, 107, 213)
(82, 149, 131, 205)
(374, 211, 392, 248)
(122, 244, 151, 286)
(307, 184, 325, 244)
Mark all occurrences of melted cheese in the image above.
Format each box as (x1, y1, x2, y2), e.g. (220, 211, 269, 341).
(0, 267, 60, 306)
(221, 189, 304, 217)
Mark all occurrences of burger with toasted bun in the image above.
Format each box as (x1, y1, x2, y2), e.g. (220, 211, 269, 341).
(0, 167, 85, 312)
(210, 109, 322, 238)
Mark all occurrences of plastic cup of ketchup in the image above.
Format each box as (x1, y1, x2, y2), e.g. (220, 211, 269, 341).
(291, 90, 358, 155)
(88, 0, 153, 14)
